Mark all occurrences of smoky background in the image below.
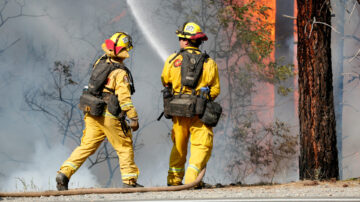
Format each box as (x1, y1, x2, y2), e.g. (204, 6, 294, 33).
(0, 0, 358, 191)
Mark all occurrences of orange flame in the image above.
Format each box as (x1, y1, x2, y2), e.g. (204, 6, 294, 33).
(293, 0, 299, 117)
(247, 0, 276, 123)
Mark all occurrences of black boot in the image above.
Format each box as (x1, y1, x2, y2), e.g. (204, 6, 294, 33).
(122, 179, 144, 188)
(167, 182, 183, 186)
(195, 181, 213, 189)
(122, 182, 144, 188)
(56, 172, 69, 191)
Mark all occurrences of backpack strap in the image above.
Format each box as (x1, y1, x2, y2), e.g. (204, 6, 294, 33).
(168, 48, 202, 64)
(104, 86, 115, 93)
(124, 65, 136, 95)
(168, 49, 184, 64)
(111, 63, 136, 95)
(100, 54, 108, 60)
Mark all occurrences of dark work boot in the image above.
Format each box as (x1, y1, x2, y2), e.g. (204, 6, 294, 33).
(167, 182, 183, 186)
(122, 179, 144, 188)
(122, 182, 144, 188)
(195, 181, 213, 189)
(56, 172, 69, 191)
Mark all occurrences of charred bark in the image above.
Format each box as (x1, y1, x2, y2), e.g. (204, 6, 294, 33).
(297, 0, 339, 180)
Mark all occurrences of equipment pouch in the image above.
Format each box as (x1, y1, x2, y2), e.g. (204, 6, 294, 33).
(162, 86, 173, 119)
(79, 93, 106, 116)
(200, 100, 222, 127)
(195, 96, 206, 116)
(106, 94, 121, 117)
(163, 97, 173, 119)
(168, 95, 197, 118)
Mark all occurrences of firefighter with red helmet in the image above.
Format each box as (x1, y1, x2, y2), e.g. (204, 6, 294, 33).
(56, 32, 142, 190)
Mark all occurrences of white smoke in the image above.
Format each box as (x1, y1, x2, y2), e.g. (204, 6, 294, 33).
(0, 0, 127, 190)
(331, 0, 360, 180)
(1, 143, 98, 192)
(1, 0, 358, 192)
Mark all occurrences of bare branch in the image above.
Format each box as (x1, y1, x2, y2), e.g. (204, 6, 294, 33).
(342, 72, 360, 77)
(348, 47, 360, 63)
(282, 14, 296, 20)
(314, 21, 340, 33)
(0, 38, 20, 54)
(343, 102, 360, 112)
(0, 152, 31, 164)
(344, 35, 360, 42)
(348, 1, 358, 23)
(0, 0, 46, 28)
(308, 17, 340, 38)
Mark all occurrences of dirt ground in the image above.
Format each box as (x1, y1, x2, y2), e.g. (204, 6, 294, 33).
(1, 178, 360, 201)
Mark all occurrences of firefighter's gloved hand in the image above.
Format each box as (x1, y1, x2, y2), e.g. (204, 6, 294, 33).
(129, 118, 139, 131)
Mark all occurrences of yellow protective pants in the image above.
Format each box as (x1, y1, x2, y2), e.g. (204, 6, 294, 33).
(59, 113, 139, 184)
(167, 116, 213, 185)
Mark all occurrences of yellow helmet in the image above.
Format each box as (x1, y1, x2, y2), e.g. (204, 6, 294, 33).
(176, 22, 208, 41)
(104, 32, 133, 55)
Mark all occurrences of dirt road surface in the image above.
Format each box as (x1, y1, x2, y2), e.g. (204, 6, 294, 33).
(1, 179, 360, 201)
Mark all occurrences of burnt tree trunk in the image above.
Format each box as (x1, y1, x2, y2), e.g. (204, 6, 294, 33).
(297, 0, 339, 180)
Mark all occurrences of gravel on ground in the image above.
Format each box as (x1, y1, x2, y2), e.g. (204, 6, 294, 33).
(1, 179, 360, 201)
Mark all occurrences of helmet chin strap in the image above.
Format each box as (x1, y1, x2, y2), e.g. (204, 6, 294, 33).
(114, 33, 123, 55)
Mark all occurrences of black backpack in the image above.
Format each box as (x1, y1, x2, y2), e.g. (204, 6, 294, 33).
(88, 55, 135, 97)
(168, 48, 209, 88)
(79, 55, 135, 116)
(180, 50, 208, 88)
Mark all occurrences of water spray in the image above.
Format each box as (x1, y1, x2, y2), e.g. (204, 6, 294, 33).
(126, 0, 170, 62)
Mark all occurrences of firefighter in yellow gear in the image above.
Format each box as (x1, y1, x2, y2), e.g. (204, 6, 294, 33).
(161, 22, 220, 186)
(56, 32, 142, 190)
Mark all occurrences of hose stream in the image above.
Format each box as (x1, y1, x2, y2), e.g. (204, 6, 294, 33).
(0, 168, 206, 197)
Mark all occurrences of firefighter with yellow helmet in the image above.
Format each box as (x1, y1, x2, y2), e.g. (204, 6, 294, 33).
(161, 22, 221, 187)
(56, 32, 143, 190)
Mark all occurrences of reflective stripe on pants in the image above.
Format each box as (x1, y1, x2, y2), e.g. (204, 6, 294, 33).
(59, 113, 139, 183)
(167, 116, 213, 185)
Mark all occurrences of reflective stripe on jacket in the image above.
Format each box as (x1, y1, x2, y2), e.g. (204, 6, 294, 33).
(92, 56, 138, 119)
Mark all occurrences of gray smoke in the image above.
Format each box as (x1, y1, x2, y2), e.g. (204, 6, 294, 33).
(0, 0, 177, 190)
(0, 0, 139, 191)
(331, 0, 360, 180)
(0, 0, 359, 192)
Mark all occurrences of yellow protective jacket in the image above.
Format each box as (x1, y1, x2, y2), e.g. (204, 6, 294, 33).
(161, 47, 220, 99)
(93, 55, 138, 119)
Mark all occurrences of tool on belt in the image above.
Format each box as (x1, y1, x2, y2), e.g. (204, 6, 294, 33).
(79, 55, 135, 133)
(158, 49, 222, 127)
